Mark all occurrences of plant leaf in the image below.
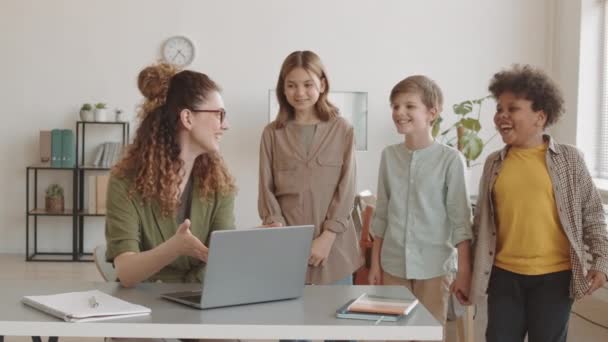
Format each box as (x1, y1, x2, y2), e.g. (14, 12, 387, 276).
(432, 116, 443, 137)
(460, 118, 481, 132)
(460, 133, 484, 161)
(453, 101, 473, 115)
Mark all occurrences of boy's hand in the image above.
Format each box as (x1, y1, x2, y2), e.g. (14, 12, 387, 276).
(586, 270, 608, 295)
(450, 267, 472, 305)
(309, 231, 336, 267)
(368, 263, 383, 285)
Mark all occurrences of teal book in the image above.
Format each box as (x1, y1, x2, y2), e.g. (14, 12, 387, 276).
(50, 129, 62, 168)
(61, 129, 75, 168)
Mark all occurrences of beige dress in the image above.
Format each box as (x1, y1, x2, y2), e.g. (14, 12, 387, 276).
(258, 117, 362, 284)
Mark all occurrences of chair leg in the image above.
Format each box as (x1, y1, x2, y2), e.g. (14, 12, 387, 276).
(456, 316, 466, 342)
(465, 305, 475, 342)
(48, 337, 59, 342)
(31, 337, 42, 342)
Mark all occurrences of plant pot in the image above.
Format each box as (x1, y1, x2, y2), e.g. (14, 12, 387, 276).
(115, 112, 129, 122)
(94, 108, 108, 122)
(80, 110, 94, 121)
(45, 196, 64, 212)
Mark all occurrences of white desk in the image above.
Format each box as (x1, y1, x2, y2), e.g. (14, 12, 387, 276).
(0, 280, 442, 340)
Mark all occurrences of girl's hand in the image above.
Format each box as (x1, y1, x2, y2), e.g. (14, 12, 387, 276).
(450, 267, 472, 305)
(258, 222, 283, 228)
(170, 219, 209, 262)
(586, 270, 608, 295)
(368, 263, 383, 285)
(309, 231, 336, 267)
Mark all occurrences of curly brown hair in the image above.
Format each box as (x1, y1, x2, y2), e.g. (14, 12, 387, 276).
(488, 64, 564, 127)
(113, 62, 236, 216)
(273, 50, 339, 129)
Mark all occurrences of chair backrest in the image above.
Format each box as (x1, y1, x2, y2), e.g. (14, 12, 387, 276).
(93, 244, 117, 282)
(352, 190, 377, 285)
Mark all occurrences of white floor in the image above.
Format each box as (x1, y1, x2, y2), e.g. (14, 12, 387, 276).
(1, 254, 607, 342)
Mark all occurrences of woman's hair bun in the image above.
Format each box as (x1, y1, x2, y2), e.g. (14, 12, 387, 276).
(137, 63, 179, 102)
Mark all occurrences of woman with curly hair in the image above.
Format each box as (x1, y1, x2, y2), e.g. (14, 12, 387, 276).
(105, 63, 235, 288)
(469, 64, 608, 342)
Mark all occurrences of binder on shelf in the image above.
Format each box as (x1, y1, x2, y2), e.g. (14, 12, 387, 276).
(39, 130, 51, 165)
(88, 175, 97, 213)
(61, 129, 75, 168)
(50, 129, 62, 168)
(22, 289, 151, 323)
(96, 175, 109, 214)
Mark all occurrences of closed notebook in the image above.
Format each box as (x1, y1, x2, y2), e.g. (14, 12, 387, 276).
(336, 299, 403, 322)
(347, 293, 418, 315)
(22, 289, 151, 323)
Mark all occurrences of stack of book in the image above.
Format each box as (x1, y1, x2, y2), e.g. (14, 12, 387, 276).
(92, 142, 124, 168)
(87, 175, 109, 214)
(336, 293, 419, 322)
(39, 129, 75, 168)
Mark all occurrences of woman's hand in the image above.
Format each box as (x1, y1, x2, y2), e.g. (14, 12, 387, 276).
(368, 262, 383, 285)
(309, 231, 336, 267)
(586, 270, 608, 295)
(169, 219, 209, 262)
(450, 266, 472, 305)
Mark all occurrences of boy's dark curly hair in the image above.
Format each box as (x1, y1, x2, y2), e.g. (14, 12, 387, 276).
(488, 64, 564, 127)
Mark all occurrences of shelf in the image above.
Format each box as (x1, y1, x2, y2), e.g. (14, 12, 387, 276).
(27, 164, 76, 170)
(28, 209, 75, 216)
(27, 253, 75, 262)
(26, 120, 129, 262)
(77, 121, 129, 125)
(78, 165, 111, 171)
(76, 209, 106, 217)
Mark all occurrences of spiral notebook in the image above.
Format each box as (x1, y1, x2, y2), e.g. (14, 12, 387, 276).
(22, 290, 151, 322)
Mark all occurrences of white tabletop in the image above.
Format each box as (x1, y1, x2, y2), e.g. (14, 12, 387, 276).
(0, 280, 442, 340)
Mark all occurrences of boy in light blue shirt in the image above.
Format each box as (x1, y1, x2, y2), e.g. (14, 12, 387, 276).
(368, 75, 473, 337)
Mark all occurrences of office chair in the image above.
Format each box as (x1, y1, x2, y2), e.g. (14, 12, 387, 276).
(93, 244, 117, 282)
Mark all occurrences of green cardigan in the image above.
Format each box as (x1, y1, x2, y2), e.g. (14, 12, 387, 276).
(105, 175, 235, 283)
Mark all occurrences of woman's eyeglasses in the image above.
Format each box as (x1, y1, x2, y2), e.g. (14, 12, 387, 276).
(189, 108, 226, 123)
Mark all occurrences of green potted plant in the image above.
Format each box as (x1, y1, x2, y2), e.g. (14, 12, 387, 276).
(80, 103, 93, 121)
(432, 96, 496, 167)
(45, 183, 64, 212)
(94, 102, 108, 122)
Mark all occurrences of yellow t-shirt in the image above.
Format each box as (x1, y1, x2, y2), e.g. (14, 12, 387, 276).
(493, 143, 571, 275)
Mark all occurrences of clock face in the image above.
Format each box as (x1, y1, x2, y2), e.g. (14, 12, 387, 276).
(162, 36, 195, 67)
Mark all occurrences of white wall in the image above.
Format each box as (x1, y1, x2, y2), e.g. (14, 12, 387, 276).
(0, 0, 552, 253)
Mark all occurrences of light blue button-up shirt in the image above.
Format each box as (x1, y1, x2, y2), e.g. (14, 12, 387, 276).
(371, 141, 473, 279)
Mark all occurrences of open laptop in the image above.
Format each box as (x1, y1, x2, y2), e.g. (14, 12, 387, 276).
(161, 225, 314, 309)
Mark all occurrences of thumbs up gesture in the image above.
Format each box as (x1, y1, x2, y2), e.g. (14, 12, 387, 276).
(170, 219, 209, 262)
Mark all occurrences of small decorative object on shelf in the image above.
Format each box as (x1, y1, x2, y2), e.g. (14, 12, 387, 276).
(45, 184, 64, 212)
(94, 103, 108, 122)
(79, 103, 94, 121)
(114, 108, 128, 122)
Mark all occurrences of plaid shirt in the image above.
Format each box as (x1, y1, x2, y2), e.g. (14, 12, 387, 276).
(470, 135, 608, 303)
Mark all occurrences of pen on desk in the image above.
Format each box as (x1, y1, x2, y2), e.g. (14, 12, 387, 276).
(374, 316, 384, 325)
(88, 296, 99, 308)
